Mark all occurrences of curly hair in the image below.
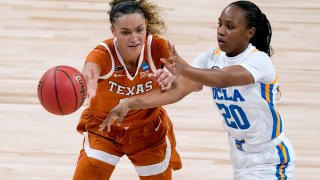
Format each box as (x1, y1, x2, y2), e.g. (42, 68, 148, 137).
(108, 0, 166, 35)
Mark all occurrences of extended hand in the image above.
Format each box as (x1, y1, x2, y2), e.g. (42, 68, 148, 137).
(148, 69, 177, 91)
(82, 63, 99, 105)
(161, 42, 189, 75)
(86, 77, 97, 105)
(99, 99, 130, 133)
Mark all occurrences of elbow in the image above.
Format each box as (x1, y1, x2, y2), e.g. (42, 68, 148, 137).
(193, 84, 203, 92)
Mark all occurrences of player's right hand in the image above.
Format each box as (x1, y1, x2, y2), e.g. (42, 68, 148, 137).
(99, 98, 130, 133)
(82, 62, 99, 105)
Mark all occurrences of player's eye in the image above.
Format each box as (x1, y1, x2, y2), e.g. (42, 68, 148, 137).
(121, 31, 130, 35)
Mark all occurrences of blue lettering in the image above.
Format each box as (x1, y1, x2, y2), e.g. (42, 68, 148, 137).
(233, 89, 245, 102)
(212, 87, 224, 100)
(222, 89, 233, 101)
(217, 89, 223, 100)
(216, 103, 250, 130)
(212, 88, 245, 102)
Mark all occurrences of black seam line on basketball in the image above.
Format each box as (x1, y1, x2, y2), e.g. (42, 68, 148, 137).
(60, 65, 78, 72)
(58, 69, 78, 112)
(39, 70, 52, 111)
(54, 67, 64, 115)
(58, 65, 83, 104)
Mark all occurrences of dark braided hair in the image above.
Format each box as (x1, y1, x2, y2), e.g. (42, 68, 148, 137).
(230, 1, 281, 98)
(229, 1, 273, 57)
(108, 0, 166, 35)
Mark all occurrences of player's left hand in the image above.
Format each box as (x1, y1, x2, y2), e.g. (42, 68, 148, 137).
(99, 99, 130, 133)
(161, 42, 190, 75)
(148, 69, 177, 91)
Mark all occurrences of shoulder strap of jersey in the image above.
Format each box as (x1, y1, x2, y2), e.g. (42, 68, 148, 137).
(146, 34, 157, 72)
(114, 38, 145, 81)
(98, 42, 115, 79)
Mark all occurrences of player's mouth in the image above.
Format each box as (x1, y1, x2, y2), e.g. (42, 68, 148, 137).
(217, 38, 226, 46)
(128, 44, 140, 48)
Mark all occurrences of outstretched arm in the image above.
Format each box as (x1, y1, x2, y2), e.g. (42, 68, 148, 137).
(82, 62, 101, 104)
(99, 76, 202, 132)
(176, 64, 254, 88)
(129, 76, 201, 109)
(168, 43, 255, 88)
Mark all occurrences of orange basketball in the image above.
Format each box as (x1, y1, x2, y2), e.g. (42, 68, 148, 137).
(37, 65, 87, 115)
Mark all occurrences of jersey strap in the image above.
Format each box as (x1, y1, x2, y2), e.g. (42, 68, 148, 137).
(98, 42, 115, 80)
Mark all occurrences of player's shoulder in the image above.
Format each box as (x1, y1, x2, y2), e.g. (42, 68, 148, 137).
(151, 34, 166, 41)
(100, 38, 114, 49)
(193, 47, 219, 62)
(207, 47, 223, 60)
(193, 47, 216, 63)
(148, 34, 169, 59)
(248, 45, 270, 59)
(211, 47, 221, 55)
(246, 47, 271, 64)
(87, 38, 115, 63)
(149, 34, 167, 46)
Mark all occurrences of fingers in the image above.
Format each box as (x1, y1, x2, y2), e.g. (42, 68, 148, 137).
(107, 120, 112, 132)
(98, 116, 114, 133)
(148, 69, 172, 90)
(160, 83, 171, 91)
(85, 85, 96, 106)
(162, 75, 177, 91)
(98, 119, 107, 133)
(148, 73, 170, 90)
(157, 70, 169, 85)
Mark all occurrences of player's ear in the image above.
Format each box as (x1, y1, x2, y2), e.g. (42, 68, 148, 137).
(247, 27, 256, 39)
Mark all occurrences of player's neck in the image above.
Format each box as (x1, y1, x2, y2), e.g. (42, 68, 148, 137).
(124, 58, 139, 71)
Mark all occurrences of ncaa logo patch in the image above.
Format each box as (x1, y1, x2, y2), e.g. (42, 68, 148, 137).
(141, 62, 149, 71)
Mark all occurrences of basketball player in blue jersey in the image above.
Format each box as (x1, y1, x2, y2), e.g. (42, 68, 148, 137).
(100, 1, 296, 179)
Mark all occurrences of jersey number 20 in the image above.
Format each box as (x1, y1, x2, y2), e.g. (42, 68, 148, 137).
(216, 103, 250, 129)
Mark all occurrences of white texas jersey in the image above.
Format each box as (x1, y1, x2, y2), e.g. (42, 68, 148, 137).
(192, 44, 282, 145)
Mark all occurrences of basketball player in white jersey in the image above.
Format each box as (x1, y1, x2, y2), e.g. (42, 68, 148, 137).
(100, 1, 296, 179)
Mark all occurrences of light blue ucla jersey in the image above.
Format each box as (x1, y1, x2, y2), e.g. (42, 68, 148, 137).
(192, 44, 282, 145)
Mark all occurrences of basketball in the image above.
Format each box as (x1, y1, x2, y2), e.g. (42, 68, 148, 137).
(37, 65, 87, 115)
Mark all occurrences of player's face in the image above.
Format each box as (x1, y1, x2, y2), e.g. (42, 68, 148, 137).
(111, 13, 147, 60)
(217, 5, 255, 57)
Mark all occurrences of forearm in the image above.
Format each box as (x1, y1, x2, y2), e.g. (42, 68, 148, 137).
(127, 90, 181, 110)
(180, 66, 223, 88)
(180, 65, 254, 88)
(82, 62, 101, 80)
(127, 77, 199, 110)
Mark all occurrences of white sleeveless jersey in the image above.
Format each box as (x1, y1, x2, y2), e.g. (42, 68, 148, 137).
(192, 44, 282, 145)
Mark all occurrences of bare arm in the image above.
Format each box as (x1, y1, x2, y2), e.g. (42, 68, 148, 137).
(99, 76, 202, 132)
(128, 75, 202, 109)
(165, 43, 254, 88)
(82, 62, 101, 104)
(179, 65, 254, 89)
